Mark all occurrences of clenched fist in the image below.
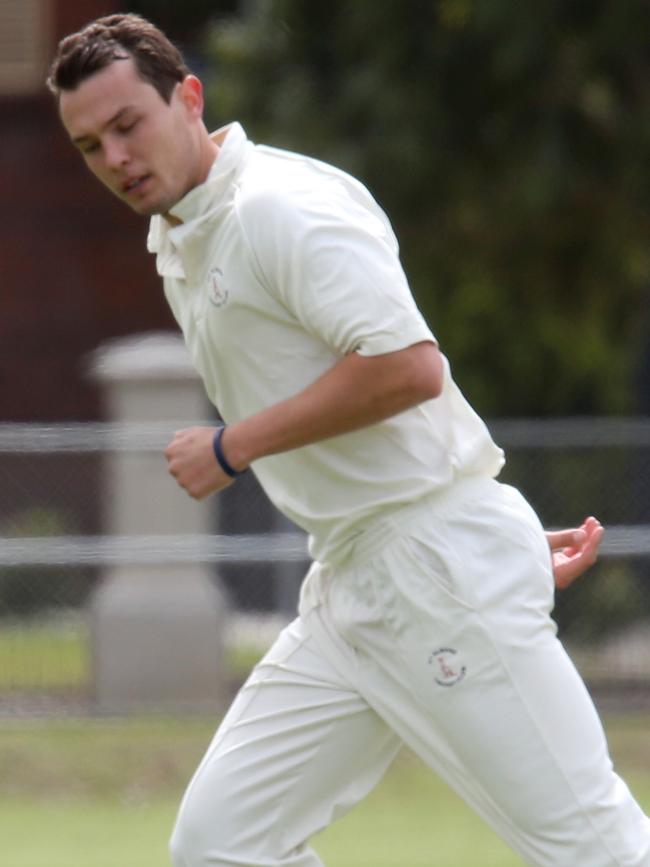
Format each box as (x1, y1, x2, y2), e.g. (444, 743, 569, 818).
(164, 426, 235, 499)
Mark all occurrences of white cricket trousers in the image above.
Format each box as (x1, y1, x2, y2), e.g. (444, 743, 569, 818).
(170, 477, 650, 867)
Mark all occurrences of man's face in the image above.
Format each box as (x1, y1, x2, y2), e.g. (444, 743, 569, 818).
(59, 57, 202, 216)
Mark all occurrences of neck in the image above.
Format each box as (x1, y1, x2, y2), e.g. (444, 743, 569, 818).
(197, 129, 221, 185)
(163, 128, 220, 225)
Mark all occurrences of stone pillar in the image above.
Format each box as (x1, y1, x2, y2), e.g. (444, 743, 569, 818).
(88, 332, 227, 713)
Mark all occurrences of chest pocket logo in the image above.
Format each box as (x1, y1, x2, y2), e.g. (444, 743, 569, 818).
(208, 266, 229, 308)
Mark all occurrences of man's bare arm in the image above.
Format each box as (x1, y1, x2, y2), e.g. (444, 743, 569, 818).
(164, 341, 443, 499)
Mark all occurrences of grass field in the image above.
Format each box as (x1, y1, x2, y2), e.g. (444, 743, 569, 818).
(0, 614, 265, 694)
(0, 617, 89, 690)
(1, 714, 649, 867)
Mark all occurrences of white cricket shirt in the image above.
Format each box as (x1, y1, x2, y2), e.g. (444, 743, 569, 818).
(148, 123, 504, 563)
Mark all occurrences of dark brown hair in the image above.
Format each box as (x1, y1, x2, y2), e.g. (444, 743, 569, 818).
(47, 13, 191, 103)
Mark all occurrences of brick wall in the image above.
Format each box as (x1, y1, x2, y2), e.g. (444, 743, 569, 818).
(1, 0, 176, 422)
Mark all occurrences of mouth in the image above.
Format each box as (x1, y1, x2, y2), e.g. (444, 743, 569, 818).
(122, 174, 152, 195)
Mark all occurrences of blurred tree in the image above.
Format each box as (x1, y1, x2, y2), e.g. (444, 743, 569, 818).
(125, 0, 239, 41)
(201, 0, 650, 416)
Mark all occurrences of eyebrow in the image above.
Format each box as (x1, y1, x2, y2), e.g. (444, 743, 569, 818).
(71, 106, 135, 145)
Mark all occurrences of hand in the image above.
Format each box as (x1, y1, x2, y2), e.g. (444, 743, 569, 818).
(164, 426, 234, 499)
(546, 516, 604, 590)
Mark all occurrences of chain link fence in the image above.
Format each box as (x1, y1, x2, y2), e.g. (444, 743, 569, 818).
(0, 418, 649, 715)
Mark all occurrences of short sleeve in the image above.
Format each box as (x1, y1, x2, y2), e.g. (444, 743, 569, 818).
(236, 174, 435, 357)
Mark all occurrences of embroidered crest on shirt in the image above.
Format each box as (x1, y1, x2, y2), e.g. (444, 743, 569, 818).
(428, 647, 466, 687)
(208, 266, 229, 308)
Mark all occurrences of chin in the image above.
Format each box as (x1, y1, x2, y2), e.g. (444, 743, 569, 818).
(139, 192, 186, 217)
(133, 203, 163, 217)
(128, 197, 167, 217)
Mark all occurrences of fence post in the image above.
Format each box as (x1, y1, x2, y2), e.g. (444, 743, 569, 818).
(88, 332, 227, 713)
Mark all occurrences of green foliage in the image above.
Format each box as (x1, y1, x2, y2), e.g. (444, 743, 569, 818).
(0, 508, 91, 616)
(554, 560, 647, 642)
(0, 506, 80, 616)
(1, 507, 71, 538)
(202, 0, 650, 415)
(126, 0, 238, 41)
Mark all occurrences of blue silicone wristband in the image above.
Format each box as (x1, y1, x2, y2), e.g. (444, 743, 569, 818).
(212, 426, 245, 478)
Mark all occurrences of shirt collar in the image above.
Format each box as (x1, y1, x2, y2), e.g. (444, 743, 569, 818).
(147, 121, 250, 274)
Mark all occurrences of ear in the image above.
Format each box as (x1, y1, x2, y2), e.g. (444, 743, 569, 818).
(178, 75, 204, 119)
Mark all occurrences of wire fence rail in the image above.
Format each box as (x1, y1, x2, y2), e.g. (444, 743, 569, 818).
(2, 417, 650, 559)
(0, 533, 309, 566)
(2, 416, 650, 450)
(2, 525, 650, 568)
(0, 418, 649, 714)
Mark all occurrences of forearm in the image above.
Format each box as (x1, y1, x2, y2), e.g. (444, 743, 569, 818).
(223, 341, 443, 471)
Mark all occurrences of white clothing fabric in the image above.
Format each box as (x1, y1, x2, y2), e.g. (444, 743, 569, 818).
(170, 479, 650, 867)
(151, 123, 650, 867)
(148, 122, 504, 564)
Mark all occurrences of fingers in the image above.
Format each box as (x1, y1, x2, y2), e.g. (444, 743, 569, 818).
(164, 426, 231, 499)
(546, 517, 604, 553)
(552, 516, 605, 591)
(164, 427, 191, 461)
(582, 516, 604, 539)
(578, 516, 604, 563)
(546, 528, 586, 552)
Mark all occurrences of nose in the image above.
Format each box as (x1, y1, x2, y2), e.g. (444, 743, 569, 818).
(103, 136, 129, 171)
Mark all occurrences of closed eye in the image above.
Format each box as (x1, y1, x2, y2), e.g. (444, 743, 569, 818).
(116, 118, 139, 135)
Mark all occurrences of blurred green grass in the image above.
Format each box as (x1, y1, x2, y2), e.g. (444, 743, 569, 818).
(1, 715, 648, 867)
(0, 616, 261, 692)
(1, 621, 649, 865)
(0, 618, 89, 690)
